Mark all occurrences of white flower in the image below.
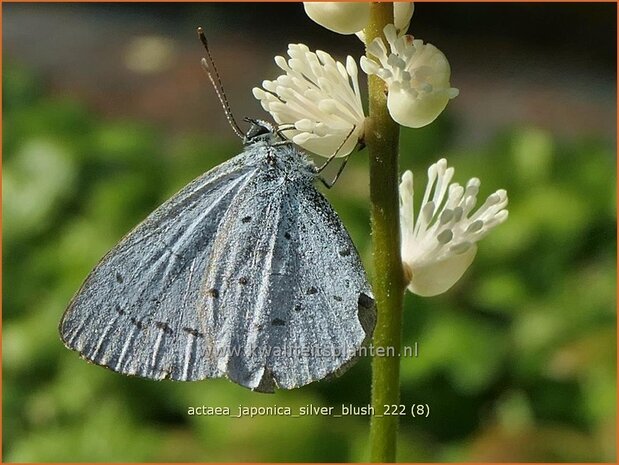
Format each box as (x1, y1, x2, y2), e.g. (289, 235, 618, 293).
(303, 2, 414, 40)
(303, 2, 370, 35)
(361, 24, 458, 128)
(253, 44, 365, 158)
(400, 159, 508, 297)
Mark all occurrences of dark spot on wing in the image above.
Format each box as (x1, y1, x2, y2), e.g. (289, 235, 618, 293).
(239, 276, 248, 285)
(333, 295, 343, 302)
(115, 305, 125, 316)
(155, 321, 173, 335)
(306, 286, 318, 295)
(183, 327, 204, 338)
(357, 292, 376, 341)
(339, 248, 351, 257)
(358, 292, 374, 309)
(208, 288, 219, 298)
(358, 292, 374, 308)
(271, 318, 286, 326)
(241, 216, 252, 223)
(130, 317, 144, 330)
(115, 273, 124, 283)
(284, 232, 291, 240)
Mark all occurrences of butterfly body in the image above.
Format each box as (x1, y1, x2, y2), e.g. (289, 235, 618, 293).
(60, 122, 374, 392)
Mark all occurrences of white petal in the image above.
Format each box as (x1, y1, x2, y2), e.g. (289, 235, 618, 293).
(387, 86, 452, 128)
(399, 170, 415, 233)
(294, 132, 359, 158)
(360, 56, 379, 75)
(405, 245, 477, 297)
(303, 2, 370, 34)
(394, 2, 414, 35)
(387, 87, 449, 128)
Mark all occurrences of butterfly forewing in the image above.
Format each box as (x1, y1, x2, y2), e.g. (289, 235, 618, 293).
(60, 151, 258, 380)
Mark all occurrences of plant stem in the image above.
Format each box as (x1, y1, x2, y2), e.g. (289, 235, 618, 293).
(366, 3, 406, 462)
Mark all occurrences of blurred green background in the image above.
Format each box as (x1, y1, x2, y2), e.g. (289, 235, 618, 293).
(3, 3, 616, 462)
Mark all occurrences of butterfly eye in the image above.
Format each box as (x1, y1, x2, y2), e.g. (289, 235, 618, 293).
(248, 124, 270, 139)
(244, 119, 274, 143)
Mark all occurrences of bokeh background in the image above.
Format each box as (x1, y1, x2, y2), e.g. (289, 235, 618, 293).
(3, 2, 616, 462)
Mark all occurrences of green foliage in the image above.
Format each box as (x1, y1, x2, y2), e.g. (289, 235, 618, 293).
(3, 64, 616, 462)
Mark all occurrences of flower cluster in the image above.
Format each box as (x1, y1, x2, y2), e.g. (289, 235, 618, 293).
(251, 3, 507, 296)
(253, 2, 456, 157)
(303, 2, 414, 40)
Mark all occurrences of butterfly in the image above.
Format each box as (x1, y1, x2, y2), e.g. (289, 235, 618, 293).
(59, 116, 375, 392)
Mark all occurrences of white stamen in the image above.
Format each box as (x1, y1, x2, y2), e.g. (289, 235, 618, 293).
(399, 159, 509, 297)
(253, 44, 366, 158)
(362, 24, 459, 128)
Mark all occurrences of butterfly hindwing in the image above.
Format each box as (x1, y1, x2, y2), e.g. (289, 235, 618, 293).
(267, 182, 375, 389)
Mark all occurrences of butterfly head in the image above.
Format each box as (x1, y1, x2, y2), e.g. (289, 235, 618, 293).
(243, 118, 281, 145)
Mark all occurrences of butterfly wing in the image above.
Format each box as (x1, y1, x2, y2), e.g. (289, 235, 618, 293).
(61, 144, 374, 390)
(201, 164, 375, 391)
(267, 183, 375, 389)
(60, 150, 260, 381)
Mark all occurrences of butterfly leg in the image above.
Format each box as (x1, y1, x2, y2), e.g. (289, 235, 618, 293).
(275, 124, 296, 140)
(315, 125, 357, 174)
(319, 154, 351, 189)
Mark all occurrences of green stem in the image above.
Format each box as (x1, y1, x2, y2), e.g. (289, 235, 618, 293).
(366, 3, 406, 462)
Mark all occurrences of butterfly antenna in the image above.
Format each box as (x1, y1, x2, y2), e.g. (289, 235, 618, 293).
(197, 27, 244, 139)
